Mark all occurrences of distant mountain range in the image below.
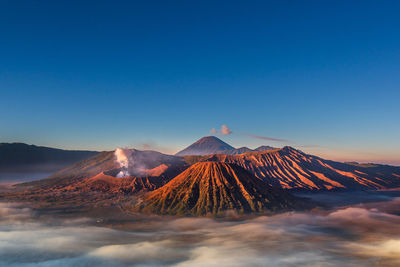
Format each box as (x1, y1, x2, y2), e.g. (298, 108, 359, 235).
(0, 143, 98, 173)
(175, 136, 275, 156)
(10, 137, 400, 193)
(2, 136, 400, 216)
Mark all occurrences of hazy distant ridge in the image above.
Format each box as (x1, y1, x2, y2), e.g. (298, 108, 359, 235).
(0, 143, 98, 173)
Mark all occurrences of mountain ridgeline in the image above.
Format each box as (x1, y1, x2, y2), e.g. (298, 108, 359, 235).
(19, 149, 187, 192)
(186, 146, 400, 191)
(2, 136, 400, 217)
(137, 162, 310, 216)
(0, 143, 98, 173)
(12, 137, 400, 193)
(175, 136, 275, 156)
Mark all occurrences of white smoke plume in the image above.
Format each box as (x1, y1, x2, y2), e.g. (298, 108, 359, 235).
(114, 148, 163, 177)
(114, 148, 131, 177)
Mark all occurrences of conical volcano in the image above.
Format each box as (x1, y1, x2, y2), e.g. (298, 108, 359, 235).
(175, 136, 235, 156)
(137, 161, 309, 216)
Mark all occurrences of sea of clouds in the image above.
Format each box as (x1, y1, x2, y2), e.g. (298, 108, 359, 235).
(1, 198, 400, 267)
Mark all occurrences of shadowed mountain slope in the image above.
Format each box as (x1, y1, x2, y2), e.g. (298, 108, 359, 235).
(185, 147, 400, 191)
(0, 143, 97, 173)
(137, 162, 310, 216)
(20, 149, 187, 191)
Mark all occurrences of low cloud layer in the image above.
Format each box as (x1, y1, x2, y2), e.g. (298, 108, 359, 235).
(1, 197, 400, 266)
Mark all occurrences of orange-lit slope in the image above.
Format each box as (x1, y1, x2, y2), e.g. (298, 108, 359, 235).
(186, 147, 400, 191)
(138, 162, 310, 216)
(63, 172, 164, 194)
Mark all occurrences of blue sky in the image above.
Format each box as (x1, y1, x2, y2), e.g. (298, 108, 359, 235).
(1, 1, 399, 164)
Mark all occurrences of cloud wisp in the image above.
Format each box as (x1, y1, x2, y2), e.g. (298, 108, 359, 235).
(210, 125, 290, 142)
(238, 132, 290, 142)
(221, 125, 232, 136)
(209, 125, 231, 136)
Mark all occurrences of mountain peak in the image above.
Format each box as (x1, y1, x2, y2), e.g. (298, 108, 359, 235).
(175, 136, 234, 156)
(281, 146, 302, 154)
(193, 136, 226, 144)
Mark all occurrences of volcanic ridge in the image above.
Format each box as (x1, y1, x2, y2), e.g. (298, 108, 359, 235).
(2, 136, 400, 217)
(137, 162, 309, 216)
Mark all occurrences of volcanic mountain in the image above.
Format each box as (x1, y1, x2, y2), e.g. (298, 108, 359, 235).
(15, 143, 400, 193)
(175, 136, 275, 156)
(5, 137, 400, 214)
(137, 162, 310, 216)
(18, 149, 187, 194)
(3, 140, 400, 217)
(175, 136, 235, 156)
(187, 147, 400, 191)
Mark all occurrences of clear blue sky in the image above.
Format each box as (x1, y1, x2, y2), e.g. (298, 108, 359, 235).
(1, 1, 399, 164)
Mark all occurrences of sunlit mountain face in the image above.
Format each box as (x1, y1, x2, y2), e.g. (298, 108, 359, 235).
(188, 146, 400, 191)
(136, 161, 312, 216)
(1, 137, 400, 266)
(2, 136, 400, 215)
(2, 0, 400, 265)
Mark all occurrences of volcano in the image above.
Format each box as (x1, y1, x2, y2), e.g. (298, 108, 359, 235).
(175, 136, 275, 156)
(137, 162, 310, 216)
(4, 139, 400, 216)
(175, 136, 235, 156)
(188, 147, 400, 191)
(16, 143, 400, 193)
(18, 149, 187, 194)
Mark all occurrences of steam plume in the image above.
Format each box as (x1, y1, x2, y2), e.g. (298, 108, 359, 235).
(114, 148, 131, 177)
